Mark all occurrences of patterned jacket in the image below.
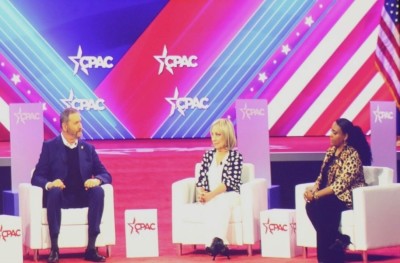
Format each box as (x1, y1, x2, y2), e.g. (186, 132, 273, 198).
(196, 149, 243, 193)
(314, 145, 366, 208)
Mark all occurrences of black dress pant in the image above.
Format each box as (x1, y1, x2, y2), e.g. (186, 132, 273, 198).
(306, 194, 348, 263)
(46, 186, 105, 238)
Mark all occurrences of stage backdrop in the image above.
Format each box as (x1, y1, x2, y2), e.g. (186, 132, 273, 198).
(0, 0, 395, 140)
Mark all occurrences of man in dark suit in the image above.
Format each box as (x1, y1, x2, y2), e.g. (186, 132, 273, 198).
(32, 108, 112, 263)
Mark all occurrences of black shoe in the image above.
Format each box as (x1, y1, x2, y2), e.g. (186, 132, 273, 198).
(205, 246, 213, 255)
(84, 249, 106, 262)
(329, 234, 352, 251)
(47, 249, 59, 263)
(219, 244, 231, 260)
(208, 237, 230, 260)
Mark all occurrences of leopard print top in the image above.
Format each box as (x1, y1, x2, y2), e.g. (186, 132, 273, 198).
(314, 145, 366, 208)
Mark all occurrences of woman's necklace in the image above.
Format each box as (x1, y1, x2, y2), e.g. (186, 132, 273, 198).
(215, 150, 228, 165)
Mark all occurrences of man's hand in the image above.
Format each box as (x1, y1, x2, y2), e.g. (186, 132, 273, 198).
(48, 179, 66, 189)
(84, 178, 101, 190)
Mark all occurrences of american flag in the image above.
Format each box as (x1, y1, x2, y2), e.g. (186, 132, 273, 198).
(375, 0, 400, 107)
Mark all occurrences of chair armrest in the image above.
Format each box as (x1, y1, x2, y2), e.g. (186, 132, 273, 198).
(295, 182, 316, 248)
(171, 178, 196, 243)
(171, 178, 196, 206)
(18, 183, 44, 249)
(100, 184, 115, 245)
(240, 178, 268, 244)
(352, 184, 400, 250)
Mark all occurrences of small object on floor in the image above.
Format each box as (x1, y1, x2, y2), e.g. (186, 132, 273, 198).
(206, 237, 231, 260)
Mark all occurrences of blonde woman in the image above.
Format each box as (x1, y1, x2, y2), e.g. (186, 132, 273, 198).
(196, 118, 243, 258)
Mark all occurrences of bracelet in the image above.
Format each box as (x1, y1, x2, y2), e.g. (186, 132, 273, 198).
(313, 191, 320, 200)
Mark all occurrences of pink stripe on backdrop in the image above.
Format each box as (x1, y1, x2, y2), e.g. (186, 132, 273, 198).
(221, 0, 351, 122)
(0, 53, 59, 130)
(306, 54, 378, 135)
(259, 1, 353, 104)
(95, 1, 263, 138)
(270, 0, 382, 135)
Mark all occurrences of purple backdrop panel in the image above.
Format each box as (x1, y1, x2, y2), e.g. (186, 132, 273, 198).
(10, 103, 43, 190)
(236, 100, 271, 187)
(370, 101, 397, 182)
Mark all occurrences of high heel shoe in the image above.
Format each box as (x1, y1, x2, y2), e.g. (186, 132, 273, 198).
(206, 237, 230, 260)
(329, 234, 352, 252)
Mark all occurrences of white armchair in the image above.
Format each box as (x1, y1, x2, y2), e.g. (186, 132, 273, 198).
(172, 163, 267, 256)
(18, 183, 116, 261)
(295, 166, 400, 263)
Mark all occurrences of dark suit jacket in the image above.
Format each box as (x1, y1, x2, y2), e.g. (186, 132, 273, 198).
(31, 135, 111, 189)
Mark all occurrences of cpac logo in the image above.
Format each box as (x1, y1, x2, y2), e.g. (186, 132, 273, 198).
(154, 45, 198, 75)
(128, 218, 156, 235)
(60, 90, 105, 111)
(240, 103, 265, 119)
(373, 105, 393, 123)
(262, 218, 296, 235)
(14, 107, 41, 124)
(165, 87, 209, 116)
(68, 45, 114, 75)
(0, 225, 21, 241)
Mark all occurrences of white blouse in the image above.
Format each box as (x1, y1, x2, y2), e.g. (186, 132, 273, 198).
(208, 154, 228, 191)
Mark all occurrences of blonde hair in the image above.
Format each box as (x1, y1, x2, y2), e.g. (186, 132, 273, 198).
(210, 118, 237, 150)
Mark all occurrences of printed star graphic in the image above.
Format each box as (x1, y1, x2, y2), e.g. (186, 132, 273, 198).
(263, 218, 271, 234)
(258, 72, 268, 83)
(305, 16, 314, 27)
(240, 103, 249, 119)
(68, 45, 88, 75)
(14, 107, 25, 124)
(154, 45, 173, 75)
(282, 44, 291, 55)
(373, 105, 381, 123)
(128, 218, 137, 234)
(165, 87, 184, 116)
(60, 89, 75, 108)
(290, 218, 296, 234)
(11, 74, 21, 85)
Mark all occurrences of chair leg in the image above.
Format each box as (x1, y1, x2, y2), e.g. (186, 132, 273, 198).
(33, 249, 39, 262)
(177, 244, 182, 255)
(303, 247, 308, 258)
(247, 245, 253, 256)
(362, 251, 368, 263)
(106, 245, 111, 257)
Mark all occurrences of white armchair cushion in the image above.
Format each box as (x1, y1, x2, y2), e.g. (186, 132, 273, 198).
(295, 182, 316, 248)
(363, 166, 394, 186)
(180, 203, 242, 223)
(342, 184, 400, 250)
(19, 183, 115, 251)
(41, 208, 89, 225)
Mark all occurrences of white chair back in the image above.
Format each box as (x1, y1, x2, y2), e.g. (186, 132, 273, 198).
(363, 166, 394, 186)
